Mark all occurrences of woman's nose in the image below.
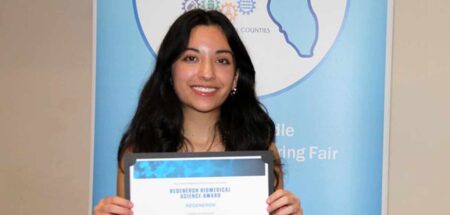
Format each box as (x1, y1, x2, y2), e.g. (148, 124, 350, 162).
(198, 59, 215, 81)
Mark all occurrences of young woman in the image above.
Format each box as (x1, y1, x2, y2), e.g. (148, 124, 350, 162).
(95, 9, 302, 215)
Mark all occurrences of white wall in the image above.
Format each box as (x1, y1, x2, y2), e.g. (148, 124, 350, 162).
(0, 0, 449, 214)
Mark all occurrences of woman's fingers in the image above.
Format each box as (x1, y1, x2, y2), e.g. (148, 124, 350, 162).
(266, 189, 286, 204)
(94, 196, 133, 215)
(102, 196, 133, 208)
(267, 192, 289, 212)
(96, 204, 132, 214)
(267, 190, 302, 215)
(271, 204, 303, 215)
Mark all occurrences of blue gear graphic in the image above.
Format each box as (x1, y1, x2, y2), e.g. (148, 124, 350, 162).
(182, 0, 200, 12)
(238, 0, 256, 15)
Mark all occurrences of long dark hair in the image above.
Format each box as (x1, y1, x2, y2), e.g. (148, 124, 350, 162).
(118, 9, 280, 186)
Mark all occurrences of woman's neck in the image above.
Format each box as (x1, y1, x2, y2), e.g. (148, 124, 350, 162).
(181, 109, 223, 152)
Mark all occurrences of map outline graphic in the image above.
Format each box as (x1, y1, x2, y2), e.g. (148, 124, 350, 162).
(132, 0, 349, 97)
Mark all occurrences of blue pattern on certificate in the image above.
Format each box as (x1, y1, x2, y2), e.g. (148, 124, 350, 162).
(134, 158, 264, 179)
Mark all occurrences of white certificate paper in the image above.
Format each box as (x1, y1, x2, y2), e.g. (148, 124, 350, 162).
(124, 151, 274, 215)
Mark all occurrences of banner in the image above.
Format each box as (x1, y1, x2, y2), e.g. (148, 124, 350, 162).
(94, 1, 392, 214)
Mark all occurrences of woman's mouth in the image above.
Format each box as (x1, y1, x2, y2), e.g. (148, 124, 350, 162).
(192, 86, 217, 95)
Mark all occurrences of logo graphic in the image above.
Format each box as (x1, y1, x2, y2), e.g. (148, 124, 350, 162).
(200, 0, 221, 10)
(220, 2, 238, 21)
(134, 0, 348, 96)
(182, 0, 200, 12)
(238, 0, 256, 15)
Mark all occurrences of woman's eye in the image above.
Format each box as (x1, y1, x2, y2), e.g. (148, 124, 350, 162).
(183, 55, 198, 62)
(217, 58, 230, 65)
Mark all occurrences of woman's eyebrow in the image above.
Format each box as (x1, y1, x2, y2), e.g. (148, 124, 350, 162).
(184, 47, 233, 55)
(185, 47, 200, 52)
(216, 49, 233, 55)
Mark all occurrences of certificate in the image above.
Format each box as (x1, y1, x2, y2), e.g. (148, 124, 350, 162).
(124, 151, 274, 215)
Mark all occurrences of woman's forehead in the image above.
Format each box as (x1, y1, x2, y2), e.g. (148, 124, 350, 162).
(186, 25, 232, 53)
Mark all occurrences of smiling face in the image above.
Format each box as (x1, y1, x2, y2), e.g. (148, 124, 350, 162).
(171, 25, 239, 116)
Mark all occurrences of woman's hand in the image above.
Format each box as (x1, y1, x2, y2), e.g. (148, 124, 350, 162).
(94, 196, 133, 215)
(266, 189, 303, 215)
